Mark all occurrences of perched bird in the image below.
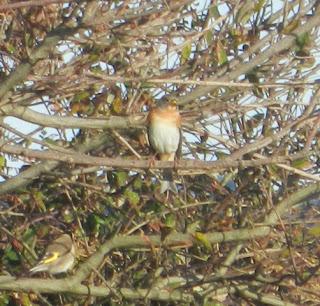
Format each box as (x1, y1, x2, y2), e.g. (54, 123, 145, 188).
(147, 99, 181, 193)
(29, 234, 75, 275)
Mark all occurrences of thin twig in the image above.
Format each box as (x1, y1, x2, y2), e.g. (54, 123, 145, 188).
(85, 72, 320, 89)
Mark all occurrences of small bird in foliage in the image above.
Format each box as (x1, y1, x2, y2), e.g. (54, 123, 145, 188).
(147, 98, 181, 193)
(29, 234, 75, 275)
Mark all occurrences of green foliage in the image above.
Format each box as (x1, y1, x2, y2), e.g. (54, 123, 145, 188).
(216, 41, 228, 65)
(0, 156, 6, 169)
(291, 158, 312, 170)
(181, 42, 192, 64)
(124, 189, 140, 206)
(163, 213, 176, 228)
(295, 32, 311, 50)
(0, 294, 10, 306)
(86, 213, 106, 234)
(209, 6, 220, 19)
(108, 171, 129, 188)
(73, 91, 90, 103)
(194, 232, 213, 252)
(308, 225, 320, 237)
(4, 247, 19, 263)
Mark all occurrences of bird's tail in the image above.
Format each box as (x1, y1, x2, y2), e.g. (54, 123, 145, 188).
(29, 263, 47, 274)
(160, 169, 178, 193)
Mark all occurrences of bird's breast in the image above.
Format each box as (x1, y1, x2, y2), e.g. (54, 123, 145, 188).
(149, 120, 180, 155)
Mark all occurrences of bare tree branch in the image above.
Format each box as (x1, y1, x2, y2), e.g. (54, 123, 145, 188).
(0, 142, 311, 171)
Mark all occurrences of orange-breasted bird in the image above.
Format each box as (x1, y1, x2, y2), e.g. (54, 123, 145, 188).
(147, 99, 181, 193)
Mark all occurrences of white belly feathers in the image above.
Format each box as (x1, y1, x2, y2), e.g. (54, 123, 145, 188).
(149, 120, 180, 154)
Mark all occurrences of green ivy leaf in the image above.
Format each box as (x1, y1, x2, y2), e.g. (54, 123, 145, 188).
(86, 213, 105, 233)
(0, 155, 6, 169)
(116, 171, 128, 187)
(6, 42, 15, 54)
(111, 96, 123, 114)
(133, 177, 143, 190)
(209, 6, 220, 19)
(164, 213, 176, 228)
(308, 225, 320, 237)
(254, 0, 266, 12)
(73, 91, 90, 102)
(205, 30, 213, 45)
(4, 247, 20, 262)
(291, 158, 312, 170)
(32, 190, 46, 212)
(194, 232, 213, 251)
(296, 33, 310, 50)
(181, 42, 192, 64)
(20, 293, 33, 306)
(187, 221, 200, 234)
(88, 53, 99, 62)
(22, 228, 36, 244)
(0, 293, 10, 305)
(124, 189, 140, 206)
(216, 41, 228, 65)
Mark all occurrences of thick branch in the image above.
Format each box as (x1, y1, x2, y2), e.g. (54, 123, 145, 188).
(0, 104, 145, 129)
(0, 143, 309, 171)
(0, 276, 193, 301)
(235, 286, 296, 306)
